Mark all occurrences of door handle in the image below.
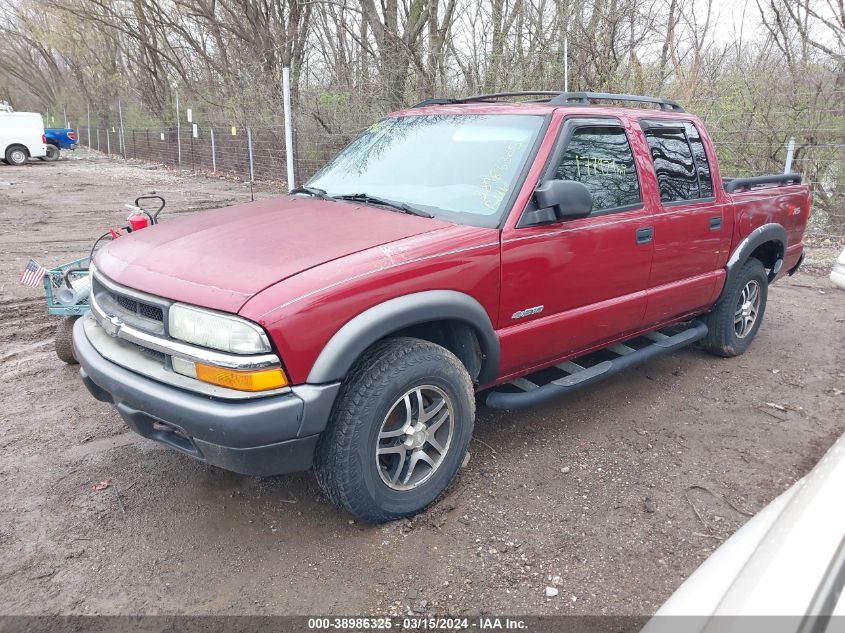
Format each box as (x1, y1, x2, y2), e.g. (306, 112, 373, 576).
(636, 227, 653, 244)
(709, 216, 722, 230)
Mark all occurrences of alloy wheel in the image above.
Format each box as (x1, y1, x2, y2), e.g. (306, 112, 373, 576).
(734, 279, 761, 338)
(375, 385, 454, 491)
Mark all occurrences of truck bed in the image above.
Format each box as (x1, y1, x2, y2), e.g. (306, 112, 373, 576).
(726, 179, 810, 274)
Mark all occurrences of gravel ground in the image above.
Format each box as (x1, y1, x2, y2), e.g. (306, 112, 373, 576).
(1, 150, 844, 616)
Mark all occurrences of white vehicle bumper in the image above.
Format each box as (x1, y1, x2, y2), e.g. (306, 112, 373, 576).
(831, 248, 845, 290)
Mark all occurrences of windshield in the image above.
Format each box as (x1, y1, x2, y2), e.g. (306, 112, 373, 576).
(307, 114, 545, 227)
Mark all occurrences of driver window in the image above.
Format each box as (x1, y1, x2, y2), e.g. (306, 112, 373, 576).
(555, 126, 641, 213)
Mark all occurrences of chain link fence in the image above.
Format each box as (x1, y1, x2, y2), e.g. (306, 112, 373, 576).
(79, 99, 381, 188)
(85, 124, 296, 183)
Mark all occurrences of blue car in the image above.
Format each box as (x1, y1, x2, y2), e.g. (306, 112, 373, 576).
(42, 128, 78, 161)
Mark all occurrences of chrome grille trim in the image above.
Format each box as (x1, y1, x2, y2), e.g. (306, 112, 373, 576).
(91, 272, 170, 336)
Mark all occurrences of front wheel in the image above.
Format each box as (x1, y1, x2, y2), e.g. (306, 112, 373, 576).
(315, 337, 475, 523)
(5, 146, 28, 166)
(702, 258, 768, 357)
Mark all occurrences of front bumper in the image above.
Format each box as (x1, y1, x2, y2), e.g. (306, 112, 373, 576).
(73, 318, 340, 476)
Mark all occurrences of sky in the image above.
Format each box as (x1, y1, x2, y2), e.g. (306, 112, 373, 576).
(708, 0, 764, 46)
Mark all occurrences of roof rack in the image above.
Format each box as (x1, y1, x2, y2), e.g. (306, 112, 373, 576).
(412, 98, 457, 107)
(550, 92, 684, 112)
(411, 91, 684, 113)
(411, 92, 564, 108)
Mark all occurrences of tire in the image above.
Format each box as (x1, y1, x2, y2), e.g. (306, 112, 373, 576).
(5, 145, 28, 166)
(43, 144, 60, 162)
(55, 316, 79, 364)
(315, 337, 475, 523)
(702, 258, 768, 357)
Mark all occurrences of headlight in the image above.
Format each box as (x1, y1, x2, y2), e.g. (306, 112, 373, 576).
(168, 303, 272, 354)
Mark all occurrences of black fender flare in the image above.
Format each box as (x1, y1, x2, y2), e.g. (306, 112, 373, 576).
(306, 290, 500, 385)
(720, 223, 787, 302)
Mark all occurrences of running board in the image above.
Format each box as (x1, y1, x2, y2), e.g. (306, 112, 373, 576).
(485, 321, 708, 410)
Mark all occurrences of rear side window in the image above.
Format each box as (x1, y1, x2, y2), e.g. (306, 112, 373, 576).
(644, 122, 713, 203)
(685, 123, 713, 198)
(644, 128, 698, 202)
(554, 126, 641, 212)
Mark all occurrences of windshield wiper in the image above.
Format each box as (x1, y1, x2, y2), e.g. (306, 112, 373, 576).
(332, 193, 434, 218)
(290, 185, 331, 200)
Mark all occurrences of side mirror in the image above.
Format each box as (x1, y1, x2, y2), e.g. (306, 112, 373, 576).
(533, 180, 592, 221)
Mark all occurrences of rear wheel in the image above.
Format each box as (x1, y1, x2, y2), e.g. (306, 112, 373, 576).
(5, 146, 28, 166)
(702, 258, 768, 357)
(42, 145, 60, 162)
(55, 316, 79, 364)
(315, 337, 475, 523)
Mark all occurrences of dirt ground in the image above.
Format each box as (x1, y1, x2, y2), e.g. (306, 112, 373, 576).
(1, 150, 844, 617)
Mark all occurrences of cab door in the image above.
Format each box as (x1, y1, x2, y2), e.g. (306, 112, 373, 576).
(497, 115, 655, 378)
(638, 120, 724, 325)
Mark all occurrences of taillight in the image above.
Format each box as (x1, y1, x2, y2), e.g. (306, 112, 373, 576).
(42, 134, 46, 144)
(68, 131, 77, 141)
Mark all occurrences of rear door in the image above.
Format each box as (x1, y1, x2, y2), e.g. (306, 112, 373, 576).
(638, 120, 724, 325)
(497, 115, 654, 377)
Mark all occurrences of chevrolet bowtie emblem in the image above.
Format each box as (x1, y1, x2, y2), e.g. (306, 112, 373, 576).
(102, 314, 124, 337)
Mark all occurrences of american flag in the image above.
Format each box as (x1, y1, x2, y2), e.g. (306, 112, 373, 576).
(19, 259, 47, 287)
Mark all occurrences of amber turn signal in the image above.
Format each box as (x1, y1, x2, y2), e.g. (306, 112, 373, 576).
(194, 363, 289, 391)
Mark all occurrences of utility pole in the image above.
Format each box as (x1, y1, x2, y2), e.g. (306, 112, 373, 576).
(247, 127, 255, 202)
(282, 66, 296, 191)
(175, 87, 182, 168)
(784, 137, 796, 173)
(564, 37, 569, 92)
(210, 128, 217, 172)
(118, 99, 126, 157)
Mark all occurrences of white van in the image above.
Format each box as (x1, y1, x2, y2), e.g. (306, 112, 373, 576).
(0, 110, 47, 165)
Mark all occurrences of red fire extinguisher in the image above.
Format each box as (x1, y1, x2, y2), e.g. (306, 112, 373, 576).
(126, 206, 150, 232)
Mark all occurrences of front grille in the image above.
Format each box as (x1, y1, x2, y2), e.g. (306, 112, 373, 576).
(108, 292, 164, 321)
(139, 302, 164, 321)
(116, 294, 135, 312)
(107, 291, 164, 323)
(91, 273, 169, 337)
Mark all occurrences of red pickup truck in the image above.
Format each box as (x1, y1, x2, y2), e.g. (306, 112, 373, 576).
(73, 91, 810, 522)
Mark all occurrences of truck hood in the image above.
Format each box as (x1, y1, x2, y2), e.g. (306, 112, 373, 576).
(95, 196, 450, 312)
